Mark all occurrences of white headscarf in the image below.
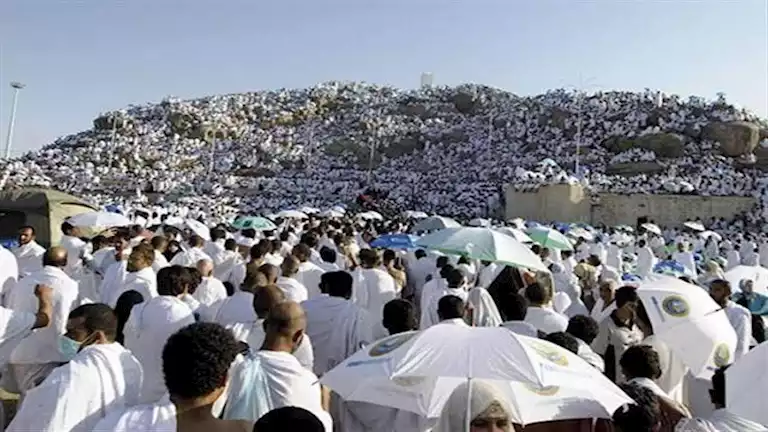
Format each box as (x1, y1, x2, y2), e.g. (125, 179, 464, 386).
(434, 380, 515, 432)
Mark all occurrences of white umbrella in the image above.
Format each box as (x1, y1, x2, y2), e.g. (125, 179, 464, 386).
(567, 227, 594, 242)
(683, 221, 706, 232)
(403, 210, 428, 219)
(416, 227, 548, 272)
(67, 211, 132, 228)
(299, 206, 320, 214)
(494, 227, 533, 243)
(318, 209, 344, 218)
(331, 205, 346, 214)
(640, 223, 662, 236)
(358, 211, 384, 221)
(724, 265, 768, 295)
(322, 327, 630, 424)
(411, 216, 461, 233)
(699, 230, 723, 242)
(277, 209, 308, 219)
(726, 341, 768, 426)
(636, 275, 736, 378)
(468, 218, 490, 227)
(184, 219, 211, 241)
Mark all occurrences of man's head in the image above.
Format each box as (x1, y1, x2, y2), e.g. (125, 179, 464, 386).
(710, 279, 732, 307)
(258, 263, 280, 285)
(620, 345, 662, 381)
(566, 315, 600, 344)
(436, 256, 450, 269)
(291, 244, 312, 263)
(251, 240, 271, 261)
(437, 295, 465, 321)
(127, 243, 155, 273)
(253, 284, 286, 319)
(598, 280, 617, 303)
(151, 235, 169, 252)
(358, 249, 380, 269)
(189, 235, 205, 249)
(61, 221, 75, 236)
(64, 303, 118, 350)
(415, 249, 427, 259)
(382, 299, 417, 335)
(210, 228, 227, 242)
(498, 292, 528, 321)
(612, 383, 660, 432)
(615, 286, 640, 319)
(320, 271, 353, 299)
(196, 259, 214, 278)
(43, 246, 68, 268)
(263, 302, 306, 353)
(319, 246, 337, 264)
(524, 282, 551, 307)
(157, 265, 191, 297)
(544, 332, 579, 354)
(162, 323, 239, 407)
(224, 238, 237, 252)
(253, 407, 325, 432)
(445, 268, 465, 289)
(281, 255, 300, 278)
(18, 226, 35, 245)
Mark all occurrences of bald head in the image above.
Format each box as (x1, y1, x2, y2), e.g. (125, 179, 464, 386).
(265, 301, 306, 338)
(281, 255, 300, 278)
(43, 246, 68, 268)
(259, 264, 280, 285)
(253, 284, 285, 318)
(196, 259, 214, 277)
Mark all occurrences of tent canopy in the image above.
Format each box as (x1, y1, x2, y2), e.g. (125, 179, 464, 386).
(0, 188, 97, 248)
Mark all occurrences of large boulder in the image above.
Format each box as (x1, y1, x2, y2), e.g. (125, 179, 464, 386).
(606, 162, 664, 176)
(603, 133, 684, 158)
(452, 91, 478, 114)
(703, 121, 760, 157)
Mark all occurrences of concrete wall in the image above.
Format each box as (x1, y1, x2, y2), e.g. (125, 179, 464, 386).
(505, 184, 755, 226)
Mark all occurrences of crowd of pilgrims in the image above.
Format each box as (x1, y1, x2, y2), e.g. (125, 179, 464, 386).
(0, 213, 766, 432)
(1, 83, 768, 222)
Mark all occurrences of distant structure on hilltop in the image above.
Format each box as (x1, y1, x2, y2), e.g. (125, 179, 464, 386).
(420, 72, 433, 88)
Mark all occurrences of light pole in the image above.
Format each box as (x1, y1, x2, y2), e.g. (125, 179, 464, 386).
(107, 116, 124, 169)
(4, 82, 25, 159)
(205, 126, 219, 183)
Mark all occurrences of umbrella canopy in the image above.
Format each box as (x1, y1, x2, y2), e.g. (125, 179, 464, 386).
(653, 260, 687, 277)
(231, 216, 277, 231)
(468, 218, 490, 227)
(184, 219, 211, 241)
(699, 230, 722, 242)
(494, 227, 533, 243)
(411, 216, 461, 233)
(318, 209, 344, 218)
(567, 227, 594, 242)
(66, 211, 132, 228)
(322, 327, 630, 424)
(641, 223, 662, 236)
(403, 210, 428, 219)
(358, 211, 384, 221)
(370, 234, 419, 249)
(276, 209, 308, 219)
(683, 221, 706, 232)
(299, 206, 320, 215)
(615, 224, 635, 233)
(636, 275, 737, 377)
(726, 341, 768, 426)
(526, 226, 573, 251)
(416, 227, 548, 272)
(724, 265, 768, 295)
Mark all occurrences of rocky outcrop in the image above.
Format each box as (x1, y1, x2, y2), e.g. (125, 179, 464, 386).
(703, 121, 760, 157)
(606, 162, 664, 176)
(603, 133, 684, 158)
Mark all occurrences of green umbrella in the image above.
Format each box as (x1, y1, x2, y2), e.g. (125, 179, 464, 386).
(526, 226, 574, 251)
(232, 216, 277, 231)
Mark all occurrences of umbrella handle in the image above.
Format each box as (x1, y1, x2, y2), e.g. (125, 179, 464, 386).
(466, 378, 473, 432)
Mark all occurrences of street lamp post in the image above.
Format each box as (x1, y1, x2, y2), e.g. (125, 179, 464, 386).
(4, 82, 25, 159)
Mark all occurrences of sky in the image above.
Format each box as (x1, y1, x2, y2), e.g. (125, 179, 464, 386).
(0, 0, 766, 156)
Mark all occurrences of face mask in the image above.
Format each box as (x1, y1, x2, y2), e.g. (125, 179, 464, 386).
(58, 335, 82, 361)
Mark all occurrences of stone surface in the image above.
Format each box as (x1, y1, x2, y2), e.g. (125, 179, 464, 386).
(703, 121, 760, 157)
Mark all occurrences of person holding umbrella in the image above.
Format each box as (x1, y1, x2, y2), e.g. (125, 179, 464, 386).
(591, 286, 644, 383)
(709, 279, 751, 360)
